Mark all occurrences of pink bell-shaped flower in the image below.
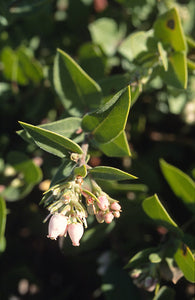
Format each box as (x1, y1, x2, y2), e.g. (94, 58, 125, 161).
(110, 202, 121, 211)
(97, 195, 109, 211)
(47, 214, 68, 240)
(67, 223, 84, 246)
(104, 212, 114, 224)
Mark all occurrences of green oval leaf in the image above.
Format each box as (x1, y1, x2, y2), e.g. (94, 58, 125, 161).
(142, 194, 181, 234)
(89, 18, 126, 56)
(53, 49, 102, 117)
(16, 46, 43, 84)
(97, 131, 131, 157)
(82, 86, 131, 143)
(74, 165, 88, 178)
(160, 52, 187, 89)
(118, 30, 154, 62)
(89, 166, 137, 181)
(174, 243, 195, 283)
(19, 121, 83, 157)
(160, 159, 195, 213)
(149, 253, 162, 263)
(125, 247, 158, 269)
(154, 7, 186, 52)
(17, 117, 83, 145)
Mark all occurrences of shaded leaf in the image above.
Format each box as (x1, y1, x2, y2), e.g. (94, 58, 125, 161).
(158, 42, 168, 71)
(9, 0, 49, 14)
(89, 166, 137, 181)
(125, 247, 158, 269)
(53, 49, 102, 117)
(1, 46, 28, 85)
(2, 151, 42, 202)
(78, 42, 105, 80)
(160, 52, 187, 89)
(7, 151, 42, 185)
(98, 73, 131, 97)
(17, 117, 83, 145)
(16, 47, 43, 83)
(50, 159, 77, 187)
(153, 286, 175, 300)
(160, 159, 195, 213)
(82, 86, 131, 143)
(19, 121, 83, 158)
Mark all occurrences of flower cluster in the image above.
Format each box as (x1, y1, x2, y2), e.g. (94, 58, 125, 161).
(86, 193, 121, 224)
(43, 176, 121, 246)
(130, 266, 158, 292)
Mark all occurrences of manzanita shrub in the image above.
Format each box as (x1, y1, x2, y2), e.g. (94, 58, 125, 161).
(18, 46, 195, 297)
(18, 51, 136, 244)
(0, 0, 195, 299)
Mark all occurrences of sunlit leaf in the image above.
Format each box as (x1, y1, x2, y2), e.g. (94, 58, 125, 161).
(142, 194, 181, 234)
(97, 131, 131, 157)
(174, 242, 195, 283)
(118, 30, 154, 61)
(89, 18, 126, 56)
(74, 165, 88, 178)
(89, 166, 137, 181)
(154, 7, 186, 52)
(82, 86, 131, 143)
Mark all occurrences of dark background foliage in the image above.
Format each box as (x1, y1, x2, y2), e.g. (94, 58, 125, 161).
(0, 0, 194, 299)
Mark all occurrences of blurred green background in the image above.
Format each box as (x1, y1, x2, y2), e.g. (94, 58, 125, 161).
(0, 0, 194, 299)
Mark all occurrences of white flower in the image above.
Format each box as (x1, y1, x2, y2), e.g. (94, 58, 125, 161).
(47, 214, 68, 240)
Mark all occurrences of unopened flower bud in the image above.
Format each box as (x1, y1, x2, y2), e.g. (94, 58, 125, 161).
(144, 277, 158, 292)
(67, 223, 84, 246)
(47, 214, 68, 240)
(110, 202, 121, 211)
(97, 195, 109, 211)
(144, 276, 153, 289)
(113, 211, 120, 218)
(104, 212, 114, 224)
